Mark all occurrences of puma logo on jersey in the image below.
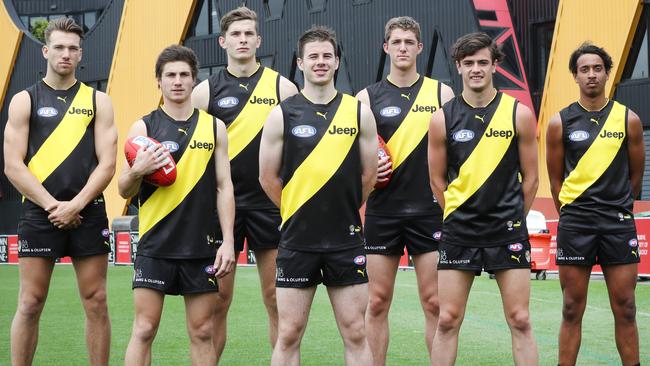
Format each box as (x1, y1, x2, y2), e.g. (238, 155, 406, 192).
(474, 114, 485, 123)
(357, 269, 365, 277)
(208, 278, 216, 286)
(57, 96, 67, 103)
(239, 83, 249, 91)
(400, 93, 411, 101)
(511, 255, 521, 263)
(316, 111, 328, 120)
(632, 250, 638, 258)
(178, 128, 188, 135)
(590, 117, 600, 125)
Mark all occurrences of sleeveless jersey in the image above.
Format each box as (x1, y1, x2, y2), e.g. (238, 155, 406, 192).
(558, 100, 635, 233)
(22, 80, 105, 219)
(136, 108, 218, 259)
(365, 76, 443, 217)
(279, 93, 363, 252)
(442, 92, 528, 247)
(207, 65, 280, 209)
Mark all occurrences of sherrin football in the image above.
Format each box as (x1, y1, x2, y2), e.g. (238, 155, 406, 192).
(124, 136, 177, 186)
(375, 135, 392, 189)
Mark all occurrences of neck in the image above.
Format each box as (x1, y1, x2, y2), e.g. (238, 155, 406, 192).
(387, 68, 419, 87)
(301, 82, 337, 104)
(578, 93, 609, 111)
(226, 58, 259, 77)
(462, 87, 497, 108)
(161, 100, 194, 121)
(43, 70, 77, 90)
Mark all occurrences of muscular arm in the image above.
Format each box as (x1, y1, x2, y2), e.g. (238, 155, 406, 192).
(356, 88, 391, 185)
(279, 76, 298, 101)
(545, 113, 564, 214)
(516, 103, 539, 216)
(213, 119, 236, 278)
(358, 103, 378, 203)
(191, 79, 210, 111)
(439, 83, 455, 106)
(259, 106, 284, 208)
(428, 109, 448, 209)
(627, 110, 645, 198)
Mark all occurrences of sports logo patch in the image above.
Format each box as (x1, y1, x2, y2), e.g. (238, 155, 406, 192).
(453, 129, 474, 142)
(291, 125, 317, 138)
(37, 107, 58, 117)
(508, 243, 523, 252)
(101, 228, 110, 238)
(161, 141, 179, 153)
(433, 231, 442, 240)
(353, 255, 366, 265)
(217, 96, 239, 108)
(380, 106, 401, 117)
(629, 238, 638, 248)
(204, 265, 216, 275)
(569, 130, 589, 142)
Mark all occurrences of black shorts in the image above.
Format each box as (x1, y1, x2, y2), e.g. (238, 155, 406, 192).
(132, 255, 219, 295)
(232, 208, 281, 252)
(438, 240, 531, 273)
(17, 215, 111, 258)
(275, 246, 368, 288)
(556, 228, 640, 266)
(364, 214, 441, 256)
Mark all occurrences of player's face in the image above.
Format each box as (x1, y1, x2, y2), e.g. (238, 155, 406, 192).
(158, 61, 195, 104)
(297, 41, 339, 86)
(218, 19, 261, 62)
(384, 28, 422, 71)
(43, 30, 82, 77)
(573, 53, 609, 98)
(456, 47, 496, 93)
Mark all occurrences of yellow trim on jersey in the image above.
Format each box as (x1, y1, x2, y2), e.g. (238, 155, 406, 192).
(27, 83, 94, 184)
(280, 94, 358, 227)
(443, 94, 517, 220)
(559, 101, 626, 207)
(226, 67, 278, 160)
(139, 110, 214, 237)
(386, 77, 438, 171)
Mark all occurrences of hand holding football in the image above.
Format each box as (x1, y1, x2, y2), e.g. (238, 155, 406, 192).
(124, 136, 177, 186)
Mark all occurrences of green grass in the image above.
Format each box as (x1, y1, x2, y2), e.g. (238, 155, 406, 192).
(0, 265, 648, 365)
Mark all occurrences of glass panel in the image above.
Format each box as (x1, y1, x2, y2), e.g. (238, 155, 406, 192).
(85, 11, 97, 30)
(631, 30, 649, 79)
(198, 67, 211, 82)
(210, 0, 220, 34)
(194, 0, 209, 36)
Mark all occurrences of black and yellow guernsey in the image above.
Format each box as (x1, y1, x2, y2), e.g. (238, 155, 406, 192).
(558, 100, 635, 233)
(365, 75, 443, 216)
(137, 108, 218, 259)
(279, 93, 364, 252)
(207, 65, 280, 209)
(442, 92, 528, 247)
(23, 80, 104, 219)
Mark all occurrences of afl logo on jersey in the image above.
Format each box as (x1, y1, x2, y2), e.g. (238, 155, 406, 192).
(291, 125, 317, 138)
(217, 96, 239, 108)
(569, 130, 589, 142)
(37, 107, 58, 117)
(508, 243, 524, 252)
(161, 141, 179, 153)
(453, 129, 474, 142)
(353, 255, 366, 265)
(380, 106, 401, 117)
(629, 238, 638, 247)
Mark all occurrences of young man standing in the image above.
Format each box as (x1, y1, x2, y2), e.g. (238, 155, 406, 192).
(4, 18, 116, 366)
(259, 26, 377, 366)
(120, 45, 236, 366)
(192, 7, 297, 358)
(546, 43, 644, 366)
(356, 16, 454, 364)
(428, 32, 539, 366)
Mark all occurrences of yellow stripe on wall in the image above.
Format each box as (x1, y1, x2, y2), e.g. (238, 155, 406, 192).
(0, 2, 22, 111)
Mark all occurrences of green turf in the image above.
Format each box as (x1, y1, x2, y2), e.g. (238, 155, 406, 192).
(0, 265, 648, 365)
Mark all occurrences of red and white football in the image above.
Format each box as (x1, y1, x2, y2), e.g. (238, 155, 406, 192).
(124, 136, 177, 186)
(375, 135, 393, 189)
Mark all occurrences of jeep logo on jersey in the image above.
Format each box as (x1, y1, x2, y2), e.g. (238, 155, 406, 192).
(161, 141, 179, 152)
(217, 96, 239, 108)
(485, 128, 513, 139)
(452, 129, 474, 142)
(291, 125, 317, 138)
(411, 104, 437, 113)
(68, 107, 94, 117)
(599, 130, 624, 139)
(508, 243, 523, 252)
(328, 125, 357, 136)
(569, 130, 590, 142)
(189, 140, 214, 150)
(380, 106, 401, 117)
(250, 96, 276, 105)
(37, 107, 58, 117)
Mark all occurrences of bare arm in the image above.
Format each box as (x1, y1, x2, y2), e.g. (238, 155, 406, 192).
(439, 83, 455, 106)
(545, 113, 564, 214)
(358, 103, 378, 203)
(191, 79, 210, 111)
(356, 88, 391, 185)
(259, 106, 285, 207)
(627, 110, 645, 198)
(213, 119, 236, 278)
(279, 76, 299, 101)
(428, 109, 448, 209)
(516, 103, 539, 216)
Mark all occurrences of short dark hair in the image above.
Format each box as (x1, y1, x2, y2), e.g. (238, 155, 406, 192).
(155, 45, 199, 79)
(569, 42, 613, 74)
(44, 17, 84, 44)
(451, 32, 504, 63)
(384, 16, 421, 43)
(297, 25, 337, 58)
(220, 6, 258, 35)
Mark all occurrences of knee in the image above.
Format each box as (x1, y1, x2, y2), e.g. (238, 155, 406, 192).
(562, 297, 586, 324)
(188, 320, 213, 344)
(367, 292, 392, 317)
(17, 292, 47, 319)
(214, 291, 233, 315)
(436, 309, 463, 334)
(132, 318, 160, 344)
(420, 293, 440, 317)
(612, 297, 636, 324)
(262, 287, 277, 309)
(81, 288, 109, 317)
(505, 309, 532, 334)
(339, 318, 366, 347)
(277, 321, 307, 348)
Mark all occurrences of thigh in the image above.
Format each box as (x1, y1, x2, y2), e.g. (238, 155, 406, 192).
(437, 241, 482, 273)
(327, 283, 369, 325)
(275, 248, 322, 288)
(366, 254, 400, 299)
(412, 250, 439, 298)
(17, 257, 56, 301)
(132, 256, 179, 295)
(17, 218, 67, 258)
(404, 215, 442, 255)
(437, 269, 475, 313)
(598, 231, 640, 265)
(244, 208, 281, 250)
(68, 216, 111, 258)
(602, 263, 638, 307)
(178, 258, 220, 295)
(483, 241, 532, 272)
(556, 228, 598, 266)
(72, 253, 108, 298)
(276, 286, 317, 328)
(253, 248, 278, 291)
(363, 215, 403, 256)
(494, 268, 532, 312)
(184, 291, 219, 328)
(322, 246, 369, 287)
(132, 287, 165, 326)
